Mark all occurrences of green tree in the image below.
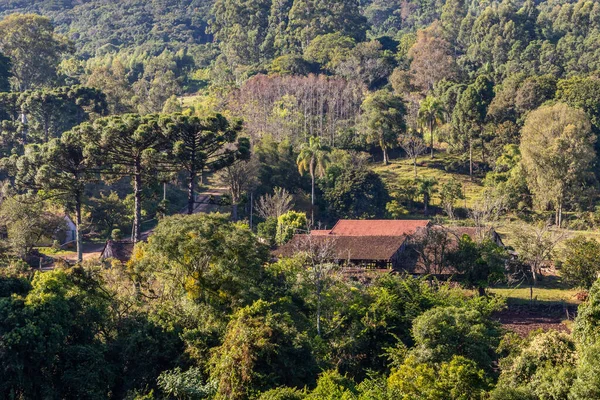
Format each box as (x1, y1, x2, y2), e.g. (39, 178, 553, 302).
(555, 76, 600, 132)
(258, 387, 305, 400)
(450, 235, 507, 296)
(451, 76, 494, 178)
(79, 114, 169, 242)
(306, 370, 356, 399)
(0, 51, 11, 92)
(0, 14, 71, 90)
(418, 96, 445, 159)
(411, 306, 501, 371)
(276, 210, 308, 245)
(494, 331, 577, 400)
(210, 300, 316, 400)
(209, 0, 273, 67)
(19, 86, 107, 143)
(87, 191, 130, 238)
(559, 236, 600, 290)
(132, 213, 268, 309)
(320, 166, 390, 219)
(297, 136, 330, 223)
(132, 54, 182, 114)
(0, 196, 64, 259)
(84, 61, 134, 114)
(387, 355, 488, 400)
(160, 113, 248, 215)
(416, 176, 438, 214)
(157, 367, 216, 399)
(520, 103, 596, 227)
(0, 269, 113, 399)
(570, 343, 600, 399)
(304, 33, 355, 72)
(269, 55, 315, 76)
(10, 130, 98, 262)
(361, 90, 406, 165)
(573, 278, 600, 347)
(439, 178, 464, 219)
(287, 0, 367, 51)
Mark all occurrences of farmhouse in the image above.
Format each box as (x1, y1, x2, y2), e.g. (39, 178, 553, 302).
(274, 220, 505, 274)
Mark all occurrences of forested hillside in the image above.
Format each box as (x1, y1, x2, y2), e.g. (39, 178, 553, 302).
(2, 0, 600, 398)
(0, 0, 213, 55)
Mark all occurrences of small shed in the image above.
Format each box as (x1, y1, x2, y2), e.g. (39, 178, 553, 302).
(100, 240, 134, 263)
(57, 215, 77, 245)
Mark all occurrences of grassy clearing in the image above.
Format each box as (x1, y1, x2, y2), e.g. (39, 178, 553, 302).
(36, 247, 76, 257)
(489, 287, 581, 306)
(489, 276, 582, 306)
(180, 94, 202, 108)
(374, 151, 600, 248)
(493, 217, 600, 252)
(372, 152, 486, 209)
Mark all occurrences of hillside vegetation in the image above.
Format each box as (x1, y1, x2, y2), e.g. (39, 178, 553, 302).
(0, 0, 599, 398)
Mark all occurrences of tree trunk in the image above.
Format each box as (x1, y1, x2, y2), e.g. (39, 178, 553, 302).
(424, 193, 429, 214)
(413, 158, 418, 178)
(311, 172, 315, 225)
(531, 265, 538, 284)
(75, 194, 83, 264)
(232, 202, 238, 221)
(133, 161, 142, 243)
(316, 286, 322, 336)
(44, 115, 50, 143)
(469, 139, 473, 180)
(530, 283, 533, 304)
(430, 121, 434, 158)
(187, 169, 195, 215)
(249, 192, 253, 230)
(382, 147, 388, 165)
(481, 135, 485, 165)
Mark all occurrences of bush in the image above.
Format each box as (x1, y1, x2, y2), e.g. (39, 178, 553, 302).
(411, 306, 501, 371)
(573, 278, 600, 346)
(276, 211, 308, 245)
(559, 236, 600, 289)
(257, 217, 278, 247)
(495, 331, 577, 400)
(111, 229, 123, 241)
(306, 370, 356, 400)
(258, 387, 305, 400)
(157, 367, 216, 399)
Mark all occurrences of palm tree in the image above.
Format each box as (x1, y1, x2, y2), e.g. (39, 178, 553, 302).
(297, 136, 330, 223)
(418, 96, 445, 159)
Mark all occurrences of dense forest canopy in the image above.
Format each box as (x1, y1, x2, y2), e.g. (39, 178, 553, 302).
(1, 0, 600, 399)
(0, 0, 214, 56)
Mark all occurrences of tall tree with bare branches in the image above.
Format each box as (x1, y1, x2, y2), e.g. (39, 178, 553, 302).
(255, 187, 294, 220)
(398, 131, 427, 177)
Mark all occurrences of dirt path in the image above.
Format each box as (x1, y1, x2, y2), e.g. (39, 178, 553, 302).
(41, 188, 229, 268)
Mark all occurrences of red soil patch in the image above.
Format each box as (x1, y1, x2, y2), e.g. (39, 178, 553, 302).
(494, 306, 575, 337)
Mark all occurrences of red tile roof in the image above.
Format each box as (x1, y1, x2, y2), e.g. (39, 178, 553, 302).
(275, 234, 407, 261)
(328, 220, 431, 237)
(311, 230, 332, 235)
